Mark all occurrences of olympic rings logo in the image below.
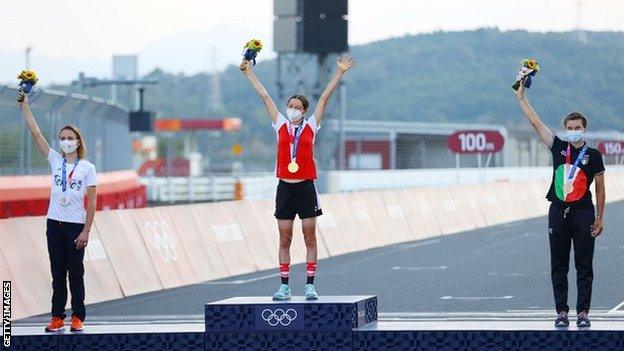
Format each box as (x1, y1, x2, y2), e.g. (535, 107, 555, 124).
(144, 220, 178, 263)
(261, 308, 298, 327)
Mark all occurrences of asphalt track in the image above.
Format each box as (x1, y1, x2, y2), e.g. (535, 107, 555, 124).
(17, 200, 624, 324)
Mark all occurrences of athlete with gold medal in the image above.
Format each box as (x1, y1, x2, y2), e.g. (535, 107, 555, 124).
(241, 43, 355, 301)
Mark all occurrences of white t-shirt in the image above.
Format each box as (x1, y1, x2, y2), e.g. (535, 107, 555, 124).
(47, 148, 97, 224)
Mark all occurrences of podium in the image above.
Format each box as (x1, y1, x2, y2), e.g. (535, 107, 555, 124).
(205, 296, 378, 350)
(10, 294, 623, 350)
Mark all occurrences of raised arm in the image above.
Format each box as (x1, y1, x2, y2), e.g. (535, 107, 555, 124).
(240, 60, 278, 122)
(515, 80, 554, 147)
(314, 56, 355, 124)
(18, 93, 50, 157)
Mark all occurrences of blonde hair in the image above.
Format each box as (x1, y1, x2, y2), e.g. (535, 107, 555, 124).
(59, 125, 87, 159)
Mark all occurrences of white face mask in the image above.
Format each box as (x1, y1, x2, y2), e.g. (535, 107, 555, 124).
(60, 139, 79, 154)
(565, 130, 585, 143)
(286, 108, 303, 123)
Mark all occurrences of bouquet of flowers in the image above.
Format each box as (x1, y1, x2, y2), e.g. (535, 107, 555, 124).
(242, 39, 263, 66)
(17, 70, 38, 102)
(512, 59, 539, 91)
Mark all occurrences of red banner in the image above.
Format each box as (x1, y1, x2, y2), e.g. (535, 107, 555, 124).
(596, 141, 624, 156)
(154, 118, 242, 131)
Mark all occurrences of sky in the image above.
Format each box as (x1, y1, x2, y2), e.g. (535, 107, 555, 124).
(1, 0, 623, 84)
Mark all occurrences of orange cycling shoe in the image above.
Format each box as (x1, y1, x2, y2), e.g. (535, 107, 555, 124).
(44, 317, 65, 332)
(70, 315, 84, 332)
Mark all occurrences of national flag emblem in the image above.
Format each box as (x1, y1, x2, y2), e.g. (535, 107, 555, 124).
(554, 164, 587, 202)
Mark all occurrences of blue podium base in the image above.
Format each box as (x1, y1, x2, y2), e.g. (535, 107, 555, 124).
(6, 295, 624, 350)
(354, 321, 624, 351)
(6, 324, 204, 351)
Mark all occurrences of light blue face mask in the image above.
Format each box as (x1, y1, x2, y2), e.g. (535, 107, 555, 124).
(566, 130, 584, 143)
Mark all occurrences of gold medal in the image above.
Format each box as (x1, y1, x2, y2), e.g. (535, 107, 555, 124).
(288, 161, 299, 173)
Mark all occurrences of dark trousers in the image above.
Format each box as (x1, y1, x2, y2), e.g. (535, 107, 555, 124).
(46, 219, 86, 321)
(547, 203, 595, 314)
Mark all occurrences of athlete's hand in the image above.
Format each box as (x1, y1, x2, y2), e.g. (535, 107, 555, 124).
(17, 92, 28, 108)
(337, 56, 356, 74)
(75, 230, 90, 250)
(240, 60, 251, 73)
(591, 218, 603, 238)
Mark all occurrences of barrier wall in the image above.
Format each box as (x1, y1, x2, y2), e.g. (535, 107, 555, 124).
(0, 244, 28, 320)
(79, 224, 125, 305)
(0, 170, 146, 218)
(94, 210, 163, 296)
(2, 175, 623, 319)
(317, 193, 368, 255)
(166, 204, 230, 282)
(0, 217, 54, 318)
(131, 207, 199, 289)
(201, 201, 258, 276)
(394, 188, 441, 241)
(230, 201, 279, 270)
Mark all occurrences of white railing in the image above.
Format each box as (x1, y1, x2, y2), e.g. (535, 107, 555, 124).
(140, 165, 624, 203)
(140, 175, 277, 203)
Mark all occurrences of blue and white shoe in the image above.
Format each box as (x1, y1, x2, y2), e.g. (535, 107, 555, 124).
(304, 284, 318, 300)
(272, 284, 292, 301)
(554, 312, 569, 328)
(576, 311, 591, 328)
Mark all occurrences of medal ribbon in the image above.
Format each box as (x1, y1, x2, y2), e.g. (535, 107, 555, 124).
(566, 143, 587, 181)
(61, 157, 79, 192)
(291, 123, 304, 161)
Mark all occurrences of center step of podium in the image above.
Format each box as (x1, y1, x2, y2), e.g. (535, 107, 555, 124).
(205, 296, 378, 332)
(205, 296, 378, 350)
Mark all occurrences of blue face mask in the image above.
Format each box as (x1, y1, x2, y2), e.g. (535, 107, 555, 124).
(565, 130, 585, 143)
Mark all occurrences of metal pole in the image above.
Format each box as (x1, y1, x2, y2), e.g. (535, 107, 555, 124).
(166, 134, 173, 177)
(455, 154, 460, 185)
(483, 152, 493, 183)
(276, 54, 283, 104)
(477, 152, 482, 183)
(356, 138, 363, 170)
(389, 131, 397, 170)
(25, 47, 32, 69)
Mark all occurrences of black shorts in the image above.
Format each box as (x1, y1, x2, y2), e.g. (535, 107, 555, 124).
(274, 180, 323, 220)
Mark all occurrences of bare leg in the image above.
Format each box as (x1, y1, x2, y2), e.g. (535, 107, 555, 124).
(277, 219, 294, 264)
(302, 217, 318, 263)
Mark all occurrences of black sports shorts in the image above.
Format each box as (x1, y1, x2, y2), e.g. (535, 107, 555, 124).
(274, 180, 323, 220)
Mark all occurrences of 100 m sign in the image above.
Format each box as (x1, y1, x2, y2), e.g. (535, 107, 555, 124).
(447, 130, 505, 154)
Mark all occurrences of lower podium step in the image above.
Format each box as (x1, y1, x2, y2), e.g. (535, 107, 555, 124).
(7, 324, 205, 351)
(205, 295, 378, 351)
(352, 321, 624, 351)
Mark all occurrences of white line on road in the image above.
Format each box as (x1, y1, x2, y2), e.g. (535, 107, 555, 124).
(379, 310, 621, 321)
(392, 266, 448, 271)
(201, 273, 279, 285)
(440, 295, 514, 300)
(607, 300, 624, 315)
(397, 239, 440, 250)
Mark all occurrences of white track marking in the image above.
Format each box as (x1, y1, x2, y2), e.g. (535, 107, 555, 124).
(607, 300, 624, 315)
(440, 295, 513, 300)
(392, 266, 447, 271)
(201, 273, 278, 285)
(396, 239, 440, 250)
